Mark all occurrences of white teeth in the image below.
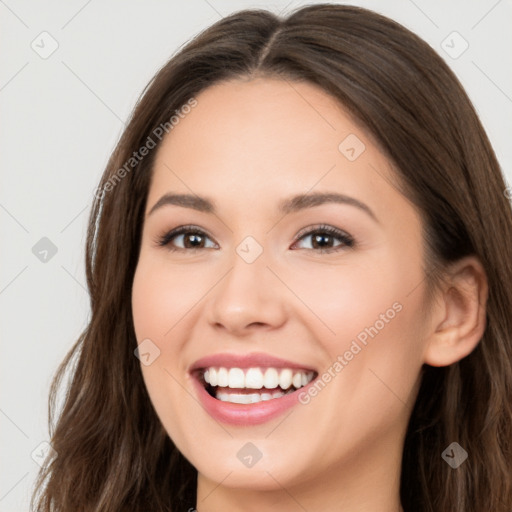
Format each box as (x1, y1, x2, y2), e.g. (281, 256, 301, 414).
(217, 367, 229, 387)
(215, 389, 289, 404)
(228, 368, 245, 388)
(245, 368, 264, 389)
(263, 368, 279, 389)
(279, 369, 293, 389)
(202, 366, 315, 394)
(217, 392, 259, 404)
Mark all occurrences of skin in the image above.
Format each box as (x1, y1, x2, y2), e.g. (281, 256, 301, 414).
(131, 77, 488, 512)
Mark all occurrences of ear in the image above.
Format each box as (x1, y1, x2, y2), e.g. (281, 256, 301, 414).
(423, 256, 488, 367)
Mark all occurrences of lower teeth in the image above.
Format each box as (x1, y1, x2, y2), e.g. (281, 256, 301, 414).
(215, 388, 295, 404)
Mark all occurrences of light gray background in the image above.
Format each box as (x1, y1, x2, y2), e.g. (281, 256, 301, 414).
(1, 1, 511, 510)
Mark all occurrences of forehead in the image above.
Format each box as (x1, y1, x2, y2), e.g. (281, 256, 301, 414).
(147, 77, 409, 223)
(157, 77, 365, 160)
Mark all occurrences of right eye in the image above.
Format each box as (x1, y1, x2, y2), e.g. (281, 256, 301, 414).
(155, 225, 218, 252)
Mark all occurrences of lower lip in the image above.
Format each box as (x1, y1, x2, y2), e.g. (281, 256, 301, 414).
(191, 374, 315, 426)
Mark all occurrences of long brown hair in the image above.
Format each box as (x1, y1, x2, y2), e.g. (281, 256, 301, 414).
(31, 4, 512, 511)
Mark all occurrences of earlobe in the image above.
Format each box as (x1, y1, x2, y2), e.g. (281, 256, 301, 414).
(423, 256, 488, 367)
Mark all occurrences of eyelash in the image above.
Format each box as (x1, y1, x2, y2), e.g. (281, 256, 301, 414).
(154, 224, 355, 254)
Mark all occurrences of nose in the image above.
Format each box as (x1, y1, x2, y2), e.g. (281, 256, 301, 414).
(206, 246, 288, 337)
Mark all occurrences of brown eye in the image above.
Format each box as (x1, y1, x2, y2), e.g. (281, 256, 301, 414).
(292, 225, 354, 253)
(157, 225, 217, 252)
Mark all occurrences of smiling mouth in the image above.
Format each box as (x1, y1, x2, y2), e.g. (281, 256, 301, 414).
(196, 366, 318, 404)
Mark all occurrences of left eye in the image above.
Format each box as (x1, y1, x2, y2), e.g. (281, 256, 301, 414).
(156, 224, 354, 253)
(291, 225, 354, 253)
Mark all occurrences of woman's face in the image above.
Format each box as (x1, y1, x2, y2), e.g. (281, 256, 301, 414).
(132, 77, 431, 494)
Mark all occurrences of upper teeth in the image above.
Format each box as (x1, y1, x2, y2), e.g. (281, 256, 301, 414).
(203, 367, 314, 390)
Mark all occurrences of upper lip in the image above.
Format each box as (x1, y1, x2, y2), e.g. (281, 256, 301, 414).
(189, 352, 317, 373)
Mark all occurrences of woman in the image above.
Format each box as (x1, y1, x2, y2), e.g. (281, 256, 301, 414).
(31, 4, 512, 511)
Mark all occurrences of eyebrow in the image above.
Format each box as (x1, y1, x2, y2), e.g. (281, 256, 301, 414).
(147, 192, 378, 223)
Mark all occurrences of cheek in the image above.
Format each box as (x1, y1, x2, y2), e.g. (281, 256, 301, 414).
(131, 255, 209, 341)
(282, 250, 426, 397)
(278, 257, 401, 348)
(295, 245, 426, 353)
(131, 259, 200, 451)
